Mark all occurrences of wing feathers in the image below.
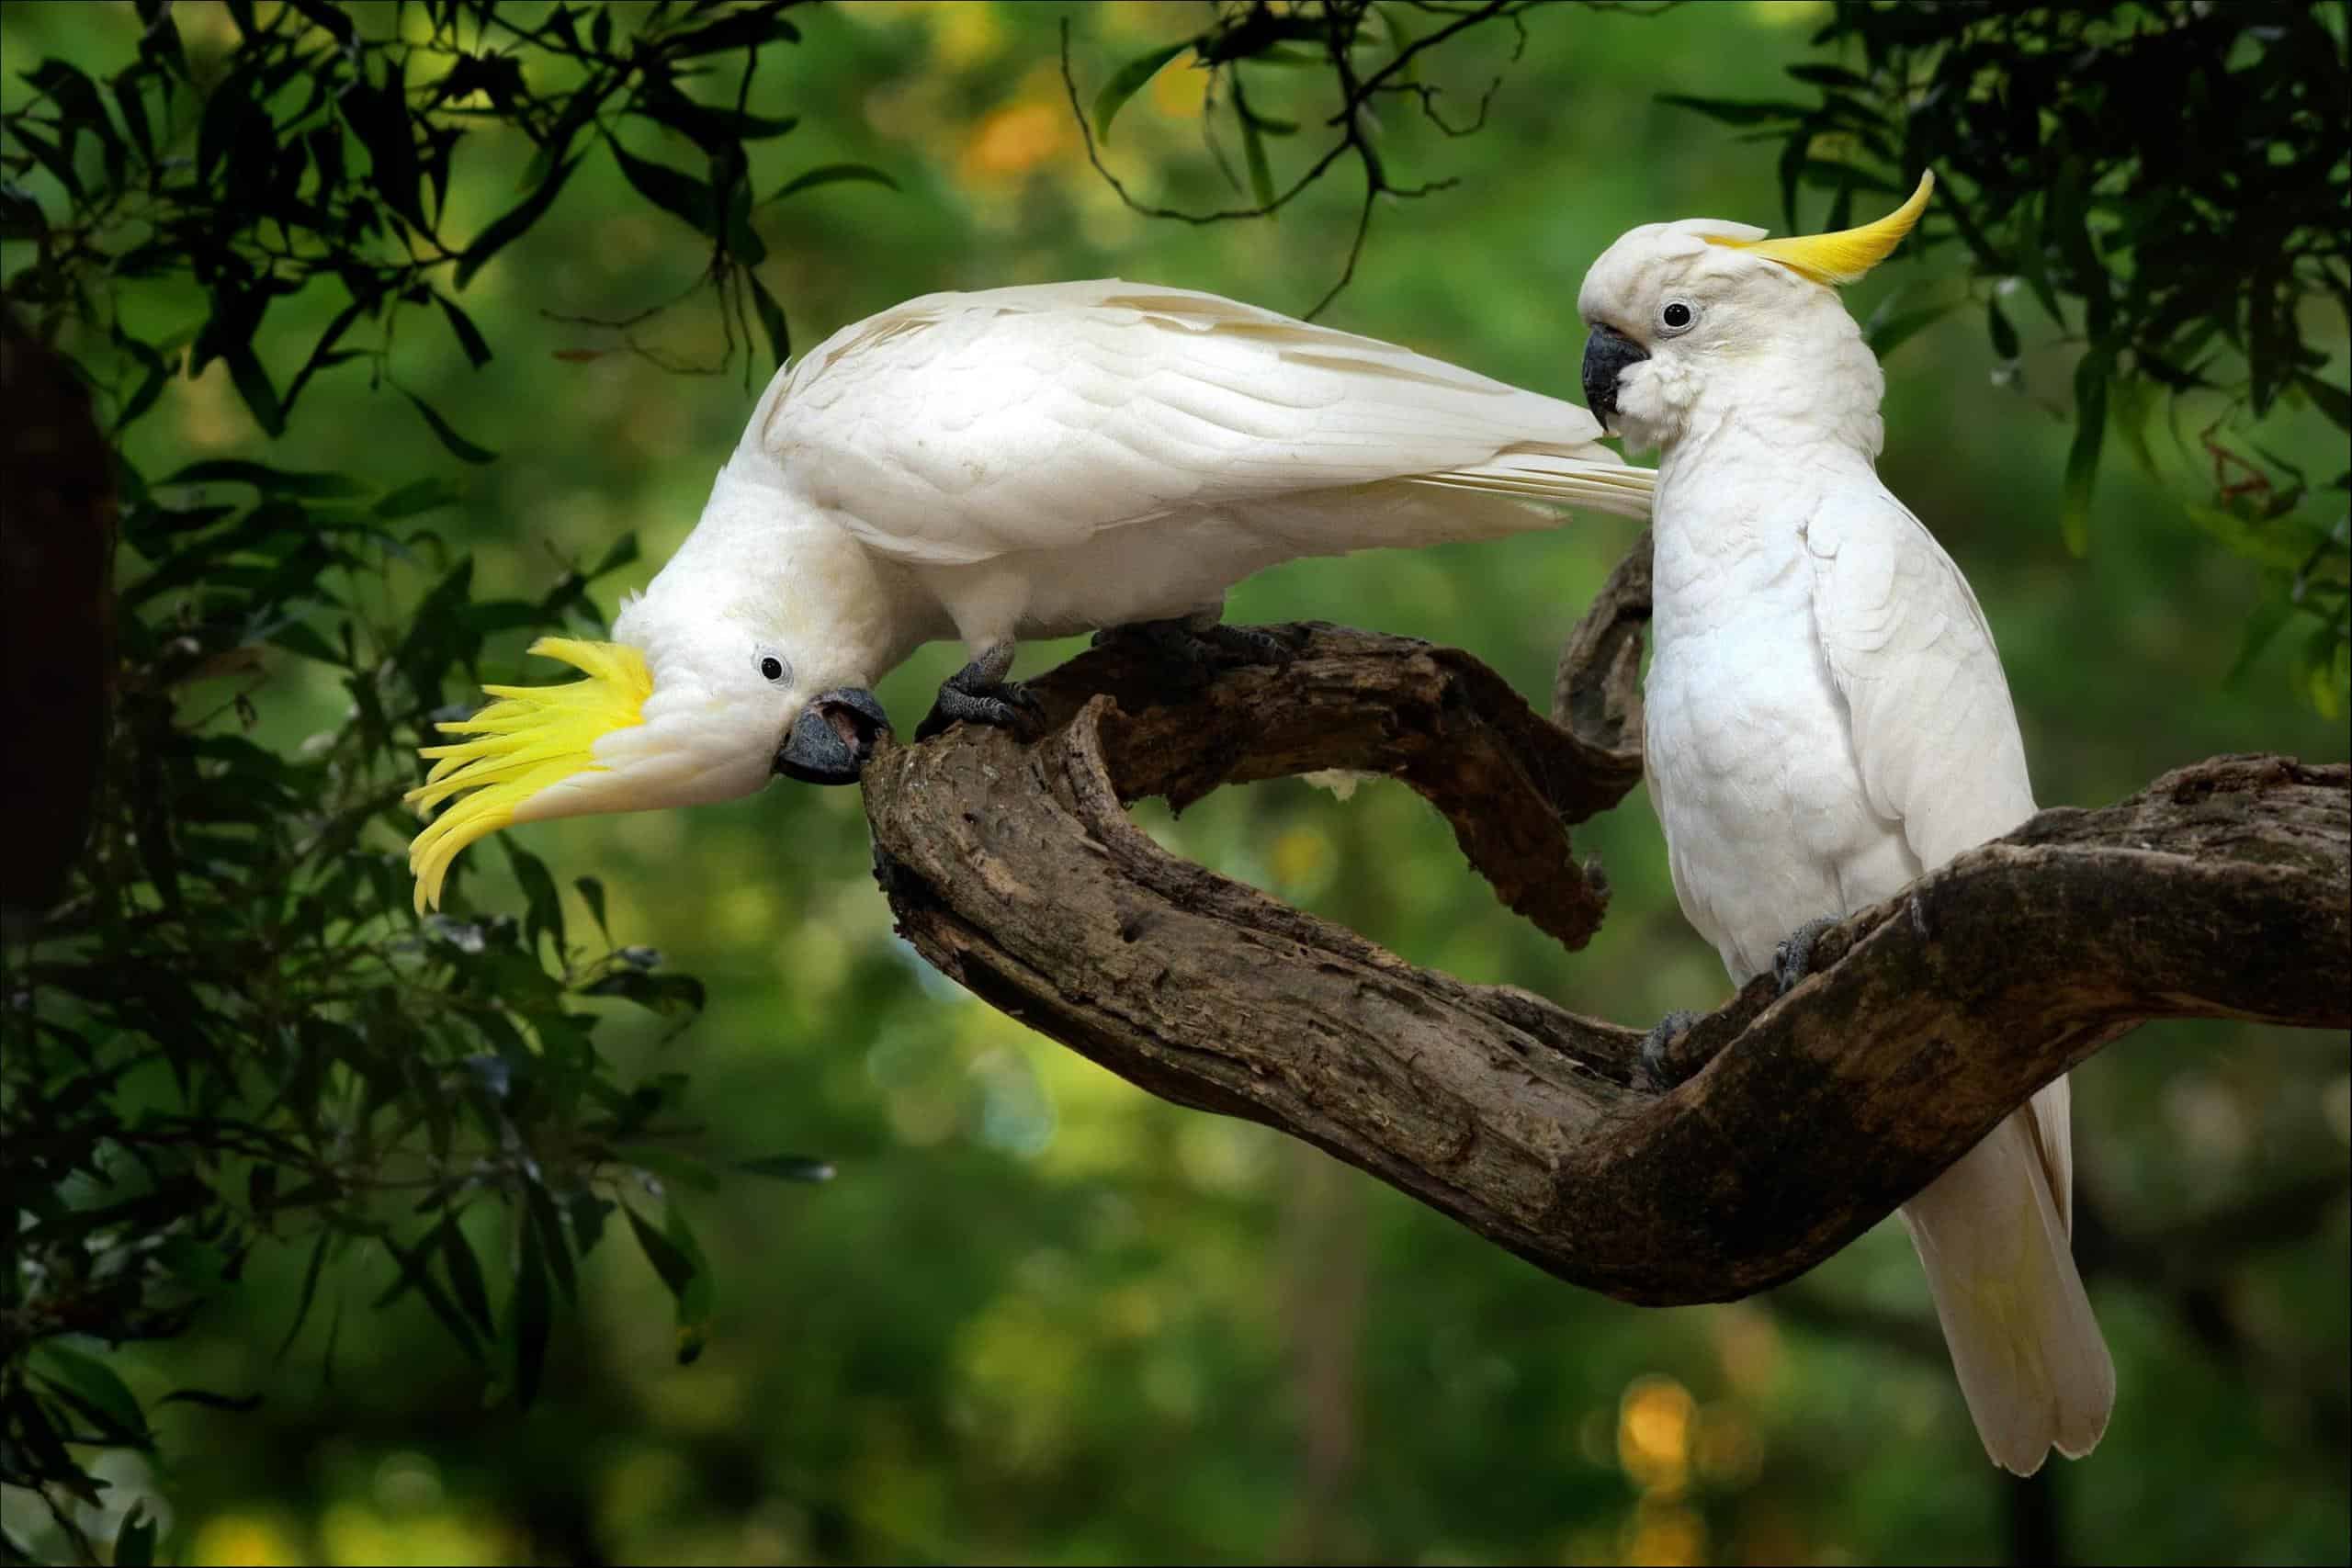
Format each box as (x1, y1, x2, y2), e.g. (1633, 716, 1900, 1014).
(752, 280, 1644, 565)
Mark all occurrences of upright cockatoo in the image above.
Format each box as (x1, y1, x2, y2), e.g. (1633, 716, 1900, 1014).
(1576, 175, 2114, 1473)
(408, 279, 1653, 910)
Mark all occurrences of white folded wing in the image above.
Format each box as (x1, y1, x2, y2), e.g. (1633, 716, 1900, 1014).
(739, 279, 1650, 567)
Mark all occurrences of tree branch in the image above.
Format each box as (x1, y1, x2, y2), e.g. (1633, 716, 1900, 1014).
(859, 624, 2348, 1308)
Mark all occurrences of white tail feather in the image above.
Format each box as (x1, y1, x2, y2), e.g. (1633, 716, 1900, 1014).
(1900, 1084, 2114, 1473)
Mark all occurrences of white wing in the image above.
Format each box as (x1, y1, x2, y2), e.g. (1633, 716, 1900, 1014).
(738, 279, 1650, 567)
(1804, 484, 2035, 871)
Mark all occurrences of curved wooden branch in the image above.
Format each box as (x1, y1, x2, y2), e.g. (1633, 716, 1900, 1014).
(859, 626, 2349, 1306)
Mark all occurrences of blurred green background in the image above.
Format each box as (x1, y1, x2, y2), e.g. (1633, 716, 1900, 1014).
(5, 2, 2346, 1563)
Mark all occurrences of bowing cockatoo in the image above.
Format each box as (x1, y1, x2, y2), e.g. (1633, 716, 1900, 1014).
(408, 280, 1653, 909)
(1577, 175, 2114, 1472)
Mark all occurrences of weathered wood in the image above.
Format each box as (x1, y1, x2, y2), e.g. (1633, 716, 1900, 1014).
(861, 620, 2350, 1307)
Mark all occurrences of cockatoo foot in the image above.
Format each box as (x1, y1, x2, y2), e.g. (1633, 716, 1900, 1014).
(1770, 915, 1842, 996)
(1093, 616, 1301, 685)
(916, 644, 1043, 741)
(1637, 1010, 1702, 1091)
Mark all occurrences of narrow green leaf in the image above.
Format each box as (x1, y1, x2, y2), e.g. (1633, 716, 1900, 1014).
(766, 162, 899, 203)
(588, 531, 641, 581)
(399, 386, 499, 464)
(512, 1212, 551, 1410)
(1864, 302, 1954, 360)
(458, 154, 583, 289)
(525, 1180, 578, 1303)
(1239, 102, 1274, 210)
(273, 1230, 331, 1361)
(222, 344, 286, 437)
(574, 876, 610, 940)
(31, 1344, 153, 1448)
(435, 294, 492, 368)
(503, 840, 566, 957)
(1986, 295, 2019, 360)
(373, 477, 465, 519)
(1093, 41, 1191, 142)
(438, 1213, 495, 1331)
(623, 1200, 697, 1303)
(2299, 373, 2350, 433)
(744, 267, 790, 369)
(664, 1201, 714, 1364)
(2061, 354, 2109, 557)
(116, 1506, 157, 1567)
(606, 136, 717, 235)
(166, 458, 367, 497)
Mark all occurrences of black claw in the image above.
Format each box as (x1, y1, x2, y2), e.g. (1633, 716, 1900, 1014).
(1095, 617, 1299, 685)
(1639, 1010, 1702, 1092)
(1771, 915, 1842, 997)
(915, 649, 1041, 741)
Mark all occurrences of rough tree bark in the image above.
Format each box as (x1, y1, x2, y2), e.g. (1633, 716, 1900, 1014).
(857, 548, 2350, 1307)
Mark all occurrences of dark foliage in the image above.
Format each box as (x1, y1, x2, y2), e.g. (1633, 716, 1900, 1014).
(0, 4, 850, 1559)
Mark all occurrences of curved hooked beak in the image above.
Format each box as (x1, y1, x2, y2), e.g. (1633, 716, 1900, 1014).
(775, 687, 890, 785)
(1581, 323, 1649, 432)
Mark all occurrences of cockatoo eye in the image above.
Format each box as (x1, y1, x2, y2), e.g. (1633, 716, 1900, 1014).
(755, 650, 790, 684)
(1658, 299, 1697, 335)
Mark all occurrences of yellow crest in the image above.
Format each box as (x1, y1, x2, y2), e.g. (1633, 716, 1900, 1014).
(1704, 171, 1935, 286)
(405, 637, 652, 913)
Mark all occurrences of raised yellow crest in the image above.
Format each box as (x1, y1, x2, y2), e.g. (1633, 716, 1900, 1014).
(406, 637, 651, 913)
(1704, 171, 1935, 287)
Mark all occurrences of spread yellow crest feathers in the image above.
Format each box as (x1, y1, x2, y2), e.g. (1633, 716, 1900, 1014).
(406, 637, 652, 913)
(1704, 170, 1935, 286)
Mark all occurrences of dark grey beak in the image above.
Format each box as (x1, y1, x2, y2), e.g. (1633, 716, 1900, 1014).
(775, 687, 890, 785)
(1581, 323, 1649, 431)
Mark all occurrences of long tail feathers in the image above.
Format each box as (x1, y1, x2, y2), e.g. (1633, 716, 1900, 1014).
(1900, 1084, 2115, 1474)
(1413, 447, 1657, 523)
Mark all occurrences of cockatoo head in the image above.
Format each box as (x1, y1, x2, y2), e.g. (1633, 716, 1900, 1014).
(1576, 172, 1934, 455)
(403, 469, 888, 914)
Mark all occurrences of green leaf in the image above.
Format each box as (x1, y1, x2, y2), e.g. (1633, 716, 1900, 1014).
(116, 1506, 158, 1567)
(622, 1144, 722, 1195)
(1864, 301, 1954, 361)
(734, 1154, 835, 1183)
(512, 1209, 552, 1409)
(2061, 353, 2109, 557)
(766, 162, 899, 203)
(744, 267, 790, 369)
(660, 2, 802, 57)
(275, 1231, 332, 1361)
(574, 875, 610, 940)
(166, 459, 367, 497)
(664, 1201, 714, 1364)
(380, 1232, 490, 1365)
(343, 70, 427, 234)
(399, 386, 499, 464)
(1093, 41, 1191, 142)
(1239, 102, 1275, 211)
(373, 477, 466, 519)
(1986, 295, 2019, 361)
(438, 1213, 495, 1332)
(525, 1181, 578, 1303)
(458, 154, 584, 289)
(436, 294, 492, 368)
(606, 135, 718, 235)
(504, 840, 567, 957)
(623, 1201, 698, 1306)
(2299, 373, 2350, 433)
(1655, 94, 1813, 127)
(223, 344, 287, 437)
(583, 968, 706, 1017)
(588, 531, 641, 581)
(32, 1343, 153, 1449)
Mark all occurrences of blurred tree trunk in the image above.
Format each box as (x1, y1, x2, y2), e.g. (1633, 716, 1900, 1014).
(0, 310, 115, 924)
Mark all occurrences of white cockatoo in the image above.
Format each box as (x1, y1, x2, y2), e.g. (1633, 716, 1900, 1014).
(408, 279, 1654, 910)
(1576, 175, 2114, 1473)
